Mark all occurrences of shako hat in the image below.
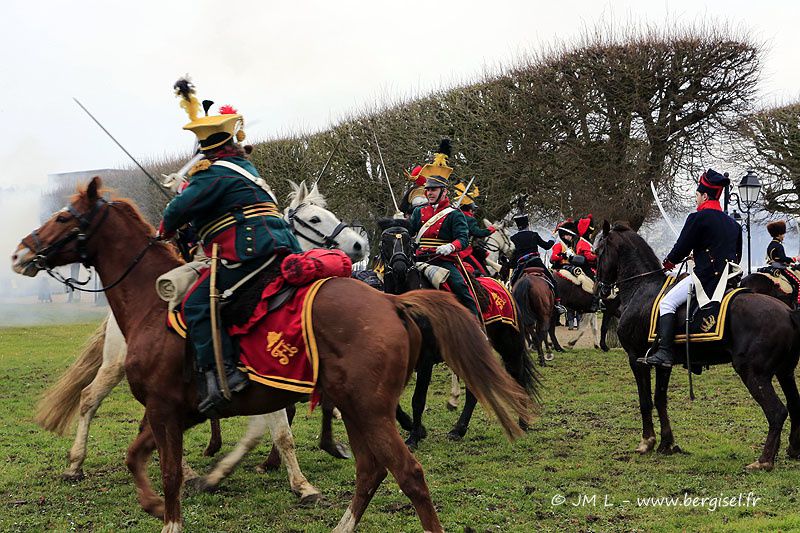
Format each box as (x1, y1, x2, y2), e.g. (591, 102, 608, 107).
(696, 168, 729, 199)
(454, 181, 480, 207)
(420, 138, 453, 188)
(174, 77, 246, 151)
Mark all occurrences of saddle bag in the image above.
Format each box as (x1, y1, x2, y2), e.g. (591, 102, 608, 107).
(281, 249, 352, 286)
(417, 262, 450, 289)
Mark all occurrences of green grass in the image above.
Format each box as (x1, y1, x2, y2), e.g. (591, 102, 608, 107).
(2, 322, 800, 532)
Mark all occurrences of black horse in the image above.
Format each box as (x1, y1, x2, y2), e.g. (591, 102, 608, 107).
(595, 221, 800, 470)
(378, 221, 538, 448)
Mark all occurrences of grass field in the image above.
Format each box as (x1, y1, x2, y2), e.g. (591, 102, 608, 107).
(2, 321, 800, 532)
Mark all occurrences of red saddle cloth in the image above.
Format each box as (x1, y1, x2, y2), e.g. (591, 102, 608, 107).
(476, 277, 519, 329)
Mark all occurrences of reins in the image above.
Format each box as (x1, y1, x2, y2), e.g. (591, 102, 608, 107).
(285, 202, 350, 249)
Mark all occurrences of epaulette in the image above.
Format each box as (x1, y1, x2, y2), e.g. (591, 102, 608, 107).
(187, 159, 213, 177)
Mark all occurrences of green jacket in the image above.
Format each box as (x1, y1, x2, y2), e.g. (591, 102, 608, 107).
(408, 199, 470, 255)
(162, 156, 300, 262)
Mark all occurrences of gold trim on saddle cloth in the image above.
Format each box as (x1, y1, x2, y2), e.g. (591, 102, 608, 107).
(198, 202, 281, 241)
(238, 277, 327, 394)
(647, 276, 745, 343)
(168, 309, 188, 338)
(482, 279, 519, 330)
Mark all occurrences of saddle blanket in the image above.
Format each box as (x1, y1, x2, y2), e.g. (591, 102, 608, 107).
(754, 268, 796, 295)
(168, 278, 329, 395)
(648, 276, 747, 344)
(555, 268, 594, 294)
(476, 276, 519, 329)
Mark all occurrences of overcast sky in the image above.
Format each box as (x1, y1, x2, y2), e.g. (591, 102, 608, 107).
(1, 0, 798, 261)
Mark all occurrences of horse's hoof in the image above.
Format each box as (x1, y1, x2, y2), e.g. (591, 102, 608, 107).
(600, 344, 610, 353)
(544, 352, 554, 362)
(519, 419, 531, 432)
(61, 470, 84, 482)
(255, 459, 281, 474)
(745, 460, 774, 472)
(446, 401, 458, 411)
(298, 492, 324, 506)
(405, 437, 418, 451)
(635, 437, 656, 454)
(447, 431, 464, 441)
(321, 441, 352, 460)
(184, 476, 214, 493)
(787, 447, 800, 460)
(657, 444, 682, 455)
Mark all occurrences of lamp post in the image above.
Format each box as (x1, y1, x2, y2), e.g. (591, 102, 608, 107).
(728, 170, 762, 274)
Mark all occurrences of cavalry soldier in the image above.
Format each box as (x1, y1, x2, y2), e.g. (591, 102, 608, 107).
(399, 165, 428, 217)
(766, 221, 800, 304)
(509, 214, 566, 315)
(577, 213, 595, 242)
(550, 220, 578, 269)
(640, 169, 742, 368)
(408, 139, 480, 321)
(158, 78, 302, 413)
(454, 181, 495, 276)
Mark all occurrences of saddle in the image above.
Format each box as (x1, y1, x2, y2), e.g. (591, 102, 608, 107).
(523, 266, 555, 291)
(555, 266, 594, 294)
(755, 266, 797, 295)
(648, 276, 749, 373)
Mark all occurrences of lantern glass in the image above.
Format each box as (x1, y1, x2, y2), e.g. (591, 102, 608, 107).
(737, 171, 761, 207)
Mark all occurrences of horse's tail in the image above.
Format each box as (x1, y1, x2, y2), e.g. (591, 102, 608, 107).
(512, 275, 536, 327)
(35, 317, 108, 435)
(394, 290, 534, 440)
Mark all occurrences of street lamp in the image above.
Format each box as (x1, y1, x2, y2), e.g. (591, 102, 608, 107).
(729, 170, 762, 274)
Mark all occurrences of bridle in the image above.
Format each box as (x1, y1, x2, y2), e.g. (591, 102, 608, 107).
(382, 228, 414, 273)
(21, 198, 156, 293)
(594, 232, 665, 297)
(484, 227, 512, 257)
(285, 202, 351, 249)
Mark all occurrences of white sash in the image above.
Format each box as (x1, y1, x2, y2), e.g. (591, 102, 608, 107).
(212, 160, 276, 200)
(415, 207, 455, 244)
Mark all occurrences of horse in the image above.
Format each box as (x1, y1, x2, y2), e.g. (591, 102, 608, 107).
(33, 180, 363, 496)
(512, 270, 556, 366)
(740, 271, 795, 308)
(12, 176, 533, 532)
(594, 221, 800, 470)
(378, 222, 539, 449)
(482, 218, 514, 279)
(554, 272, 619, 352)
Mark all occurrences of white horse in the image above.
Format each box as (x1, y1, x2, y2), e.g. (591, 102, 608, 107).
(35, 180, 366, 500)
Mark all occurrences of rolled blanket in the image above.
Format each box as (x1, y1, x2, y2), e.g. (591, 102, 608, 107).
(156, 260, 210, 311)
(417, 262, 450, 289)
(282, 249, 352, 286)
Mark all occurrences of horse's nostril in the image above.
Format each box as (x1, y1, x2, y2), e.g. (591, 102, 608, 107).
(353, 242, 362, 251)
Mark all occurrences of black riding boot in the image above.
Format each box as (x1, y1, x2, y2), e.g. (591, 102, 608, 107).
(197, 363, 249, 415)
(638, 313, 675, 368)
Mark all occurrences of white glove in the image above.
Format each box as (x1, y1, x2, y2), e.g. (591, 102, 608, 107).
(435, 243, 456, 256)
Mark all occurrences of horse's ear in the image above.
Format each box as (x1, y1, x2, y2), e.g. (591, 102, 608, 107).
(87, 176, 102, 201)
(602, 220, 611, 236)
(482, 218, 492, 228)
(298, 181, 308, 201)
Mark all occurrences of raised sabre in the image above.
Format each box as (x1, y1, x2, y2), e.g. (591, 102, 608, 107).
(649, 181, 679, 238)
(369, 127, 401, 215)
(313, 139, 342, 188)
(452, 176, 476, 209)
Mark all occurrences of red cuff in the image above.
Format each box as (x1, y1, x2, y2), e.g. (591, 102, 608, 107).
(451, 240, 463, 252)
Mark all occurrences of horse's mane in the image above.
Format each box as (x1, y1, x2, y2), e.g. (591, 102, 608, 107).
(287, 180, 327, 208)
(610, 223, 662, 270)
(71, 185, 180, 262)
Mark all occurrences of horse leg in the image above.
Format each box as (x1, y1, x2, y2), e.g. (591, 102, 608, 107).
(320, 400, 352, 460)
(654, 367, 677, 454)
(599, 312, 611, 352)
(737, 372, 788, 471)
(591, 313, 600, 349)
(447, 370, 460, 411)
(203, 419, 221, 457)
(550, 320, 565, 352)
(776, 372, 800, 458)
(147, 409, 185, 532)
(332, 420, 388, 533)
(125, 418, 164, 519)
(447, 389, 478, 440)
(258, 403, 296, 472)
(64, 357, 125, 480)
(193, 414, 268, 492)
(396, 404, 414, 432)
(405, 359, 433, 449)
(630, 358, 656, 453)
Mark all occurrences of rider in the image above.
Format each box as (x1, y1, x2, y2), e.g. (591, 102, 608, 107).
(399, 165, 428, 217)
(550, 220, 578, 270)
(454, 181, 495, 276)
(509, 214, 566, 314)
(766, 220, 800, 304)
(640, 169, 742, 368)
(408, 139, 481, 321)
(158, 78, 302, 413)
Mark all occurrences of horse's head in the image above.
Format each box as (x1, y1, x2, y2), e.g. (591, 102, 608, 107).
(376, 218, 415, 293)
(12, 176, 109, 277)
(594, 220, 661, 298)
(285, 180, 367, 262)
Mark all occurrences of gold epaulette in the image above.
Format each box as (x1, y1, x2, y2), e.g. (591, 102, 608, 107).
(187, 159, 213, 176)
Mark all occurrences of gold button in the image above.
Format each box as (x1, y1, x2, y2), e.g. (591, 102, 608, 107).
(246, 236, 253, 241)
(246, 247, 253, 253)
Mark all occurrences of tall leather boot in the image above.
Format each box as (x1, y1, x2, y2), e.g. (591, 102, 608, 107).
(638, 313, 675, 368)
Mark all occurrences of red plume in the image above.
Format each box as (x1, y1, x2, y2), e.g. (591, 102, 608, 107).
(219, 104, 238, 114)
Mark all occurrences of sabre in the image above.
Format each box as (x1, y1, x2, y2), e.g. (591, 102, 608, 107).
(452, 176, 476, 209)
(313, 139, 342, 187)
(650, 181, 679, 238)
(73, 98, 171, 201)
(369, 127, 401, 214)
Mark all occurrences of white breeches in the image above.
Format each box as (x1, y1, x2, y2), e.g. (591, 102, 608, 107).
(659, 276, 693, 316)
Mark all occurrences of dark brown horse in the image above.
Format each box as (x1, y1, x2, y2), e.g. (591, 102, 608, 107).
(554, 273, 620, 352)
(512, 269, 556, 365)
(378, 223, 538, 449)
(594, 221, 800, 470)
(740, 272, 795, 308)
(12, 178, 534, 532)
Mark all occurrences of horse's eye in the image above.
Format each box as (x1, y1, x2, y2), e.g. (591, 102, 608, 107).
(56, 215, 70, 223)
(309, 216, 321, 224)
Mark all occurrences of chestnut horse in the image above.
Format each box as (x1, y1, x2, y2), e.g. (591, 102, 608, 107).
(594, 221, 800, 470)
(512, 270, 556, 365)
(12, 177, 533, 532)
